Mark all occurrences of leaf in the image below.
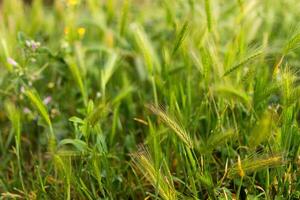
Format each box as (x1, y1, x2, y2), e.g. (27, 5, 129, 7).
(223, 50, 262, 76)
(119, 0, 130, 36)
(112, 86, 134, 105)
(248, 111, 273, 148)
(69, 116, 85, 124)
(5, 102, 21, 140)
(65, 56, 87, 105)
(214, 85, 250, 106)
(205, 0, 212, 31)
(202, 129, 235, 153)
(101, 52, 119, 90)
(5, 102, 21, 150)
(58, 139, 88, 152)
(131, 24, 160, 74)
(1, 39, 13, 71)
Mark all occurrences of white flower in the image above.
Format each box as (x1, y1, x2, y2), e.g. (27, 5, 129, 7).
(7, 57, 18, 67)
(23, 107, 31, 114)
(25, 40, 41, 51)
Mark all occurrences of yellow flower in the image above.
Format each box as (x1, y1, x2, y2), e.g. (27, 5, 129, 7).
(77, 27, 86, 38)
(237, 155, 245, 178)
(67, 0, 79, 6)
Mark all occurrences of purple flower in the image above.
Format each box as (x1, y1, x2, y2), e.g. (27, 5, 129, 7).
(43, 96, 52, 105)
(25, 40, 41, 51)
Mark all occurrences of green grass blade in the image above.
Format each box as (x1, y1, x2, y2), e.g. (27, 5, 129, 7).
(25, 88, 54, 137)
(172, 21, 189, 55)
(223, 50, 262, 76)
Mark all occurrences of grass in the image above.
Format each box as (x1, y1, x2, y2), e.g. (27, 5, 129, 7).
(1, 0, 300, 199)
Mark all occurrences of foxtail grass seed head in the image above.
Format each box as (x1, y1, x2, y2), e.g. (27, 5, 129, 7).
(146, 104, 193, 148)
(131, 147, 177, 200)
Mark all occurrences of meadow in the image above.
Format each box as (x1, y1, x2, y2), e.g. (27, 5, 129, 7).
(1, 0, 300, 199)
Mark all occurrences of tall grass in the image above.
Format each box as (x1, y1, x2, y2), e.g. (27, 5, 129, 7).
(1, 0, 300, 199)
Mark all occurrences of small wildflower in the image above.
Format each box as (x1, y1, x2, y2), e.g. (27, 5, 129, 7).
(77, 27, 86, 38)
(23, 107, 31, 114)
(51, 108, 59, 118)
(96, 92, 101, 98)
(25, 40, 41, 51)
(66, 0, 79, 6)
(64, 27, 69, 35)
(31, 41, 40, 50)
(7, 57, 18, 67)
(30, 58, 37, 63)
(48, 82, 55, 89)
(25, 40, 31, 47)
(28, 191, 37, 200)
(61, 40, 70, 49)
(20, 86, 25, 93)
(43, 96, 52, 105)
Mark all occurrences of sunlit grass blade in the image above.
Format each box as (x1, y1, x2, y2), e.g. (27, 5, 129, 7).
(101, 52, 119, 98)
(25, 88, 56, 152)
(202, 129, 235, 153)
(214, 85, 250, 106)
(146, 104, 193, 148)
(204, 0, 212, 31)
(248, 111, 273, 148)
(119, 0, 130, 36)
(65, 56, 87, 106)
(1, 39, 13, 71)
(5, 102, 25, 193)
(131, 24, 160, 74)
(5, 102, 21, 150)
(223, 50, 262, 76)
(25, 88, 53, 135)
(172, 21, 189, 55)
(58, 139, 88, 153)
